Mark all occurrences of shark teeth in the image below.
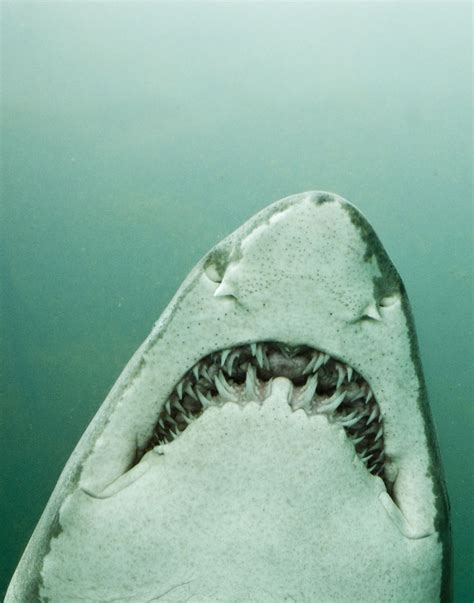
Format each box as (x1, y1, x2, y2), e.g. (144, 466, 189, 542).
(142, 341, 388, 486)
(245, 364, 258, 399)
(317, 390, 346, 414)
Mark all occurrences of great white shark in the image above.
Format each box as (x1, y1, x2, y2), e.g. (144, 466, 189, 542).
(6, 191, 451, 602)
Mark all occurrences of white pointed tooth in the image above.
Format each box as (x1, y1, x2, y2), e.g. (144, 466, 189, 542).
(313, 353, 325, 372)
(201, 366, 212, 383)
(255, 344, 263, 368)
(322, 353, 330, 364)
(298, 375, 318, 408)
(165, 400, 171, 415)
(336, 364, 345, 389)
(193, 364, 200, 381)
(166, 415, 177, 426)
(180, 412, 193, 425)
(215, 371, 238, 401)
(347, 366, 353, 382)
(375, 424, 384, 441)
(303, 355, 318, 375)
(360, 451, 374, 464)
(196, 389, 211, 410)
(245, 364, 258, 399)
(221, 349, 231, 366)
(170, 428, 179, 439)
(339, 411, 361, 428)
(225, 351, 238, 375)
(366, 406, 379, 425)
(176, 381, 183, 400)
(351, 387, 365, 402)
(350, 434, 365, 445)
(365, 388, 373, 404)
(185, 384, 197, 401)
(372, 450, 385, 464)
(262, 346, 270, 370)
(250, 342, 257, 356)
(158, 417, 165, 429)
(174, 400, 186, 414)
(317, 390, 346, 414)
(368, 440, 383, 453)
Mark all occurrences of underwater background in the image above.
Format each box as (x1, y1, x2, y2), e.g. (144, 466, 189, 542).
(1, 2, 472, 600)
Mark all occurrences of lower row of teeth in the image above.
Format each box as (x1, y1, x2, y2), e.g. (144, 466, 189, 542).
(139, 342, 387, 484)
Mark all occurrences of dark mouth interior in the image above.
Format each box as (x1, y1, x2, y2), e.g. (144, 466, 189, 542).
(135, 342, 391, 492)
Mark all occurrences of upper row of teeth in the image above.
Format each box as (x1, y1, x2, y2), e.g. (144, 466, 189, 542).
(168, 362, 374, 419)
(191, 344, 357, 386)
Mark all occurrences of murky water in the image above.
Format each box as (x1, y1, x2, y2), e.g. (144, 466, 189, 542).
(1, 3, 472, 600)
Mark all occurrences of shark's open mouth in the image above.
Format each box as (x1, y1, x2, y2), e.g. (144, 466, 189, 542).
(138, 342, 388, 488)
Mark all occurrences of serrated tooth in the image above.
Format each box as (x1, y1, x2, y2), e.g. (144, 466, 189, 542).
(196, 389, 211, 410)
(366, 406, 379, 425)
(296, 375, 318, 409)
(215, 371, 238, 401)
(192, 364, 200, 381)
(303, 355, 318, 375)
(176, 381, 183, 400)
(221, 349, 230, 366)
(347, 366, 353, 382)
(245, 364, 258, 399)
(185, 384, 197, 401)
(255, 344, 263, 368)
(250, 342, 257, 356)
(336, 364, 345, 389)
(317, 390, 346, 414)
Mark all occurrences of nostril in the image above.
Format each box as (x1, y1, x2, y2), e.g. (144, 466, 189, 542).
(214, 282, 237, 300)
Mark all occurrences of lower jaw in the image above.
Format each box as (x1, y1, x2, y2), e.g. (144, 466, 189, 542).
(47, 378, 430, 602)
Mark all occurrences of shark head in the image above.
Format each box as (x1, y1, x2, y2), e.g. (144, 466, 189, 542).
(6, 191, 451, 602)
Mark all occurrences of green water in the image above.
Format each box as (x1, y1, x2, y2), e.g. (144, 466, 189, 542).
(1, 2, 472, 600)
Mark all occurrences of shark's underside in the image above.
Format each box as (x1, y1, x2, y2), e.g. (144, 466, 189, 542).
(6, 192, 451, 602)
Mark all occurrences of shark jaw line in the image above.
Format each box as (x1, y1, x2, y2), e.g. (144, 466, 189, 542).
(136, 341, 391, 491)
